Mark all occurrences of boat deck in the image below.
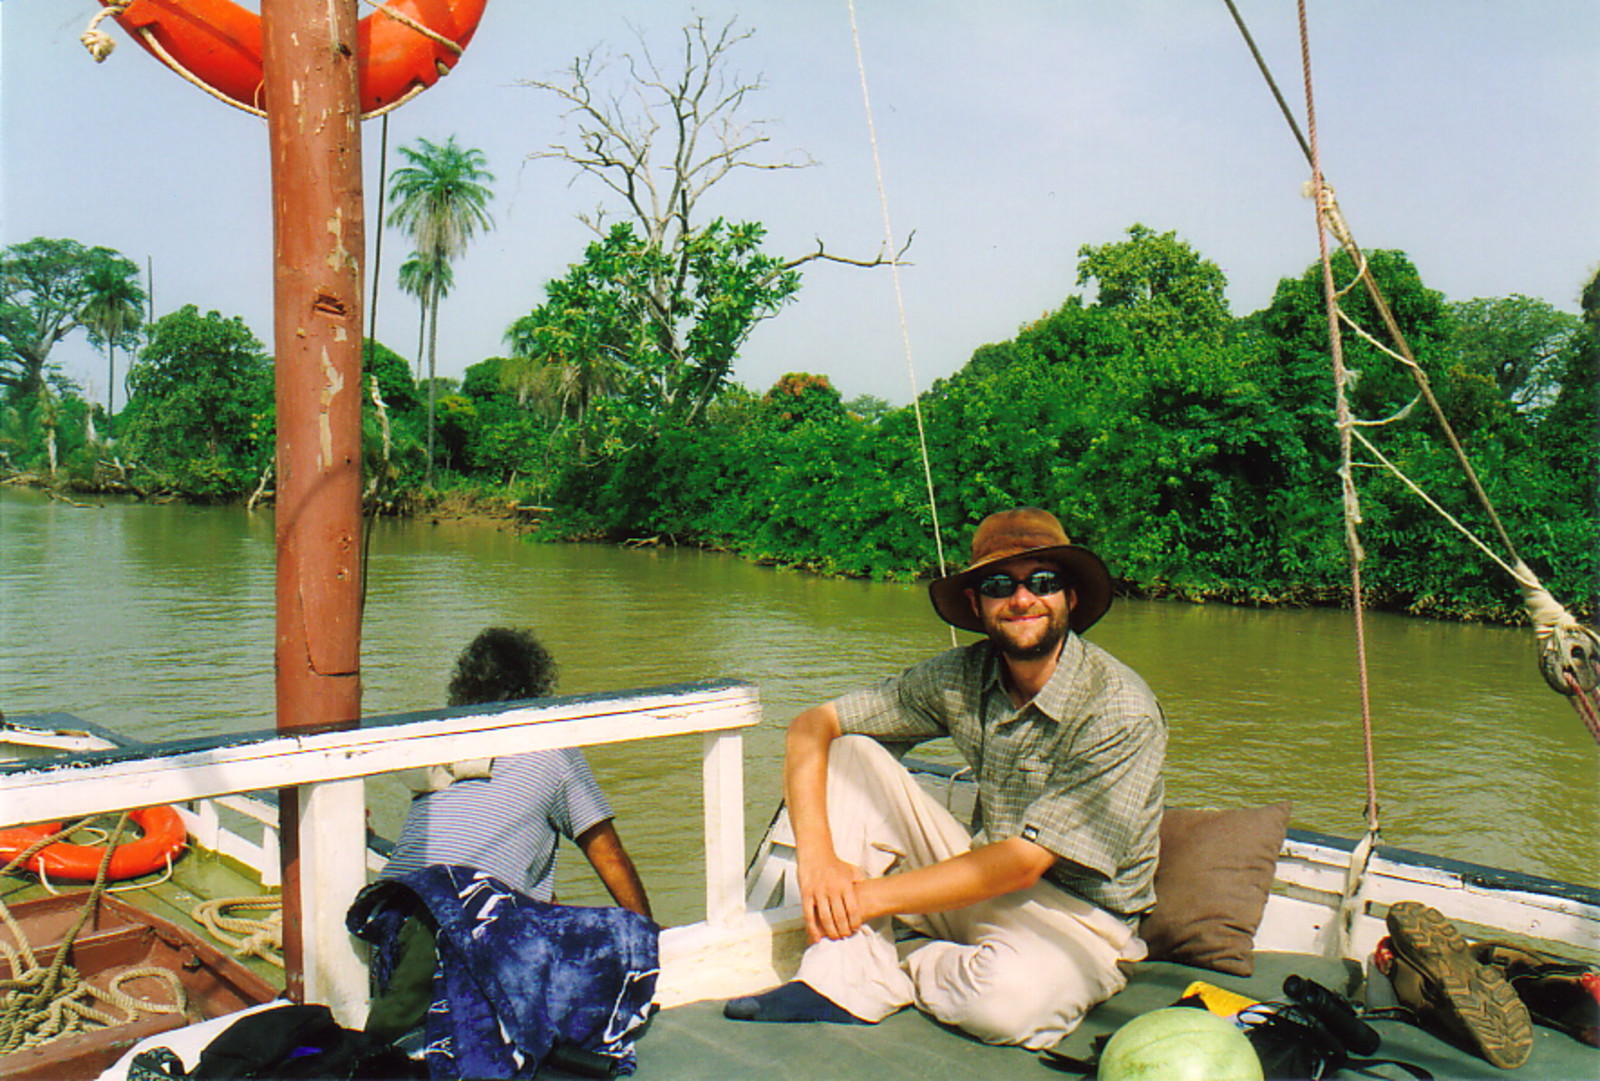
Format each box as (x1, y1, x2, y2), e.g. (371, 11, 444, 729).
(0, 852, 289, 993)
(621, 953, 1600, 1081)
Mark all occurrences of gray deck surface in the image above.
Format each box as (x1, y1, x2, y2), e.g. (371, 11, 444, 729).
(610, 953, 1600, 1081)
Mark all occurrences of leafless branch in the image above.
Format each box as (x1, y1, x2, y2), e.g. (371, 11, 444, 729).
(780, 232, 917, 273)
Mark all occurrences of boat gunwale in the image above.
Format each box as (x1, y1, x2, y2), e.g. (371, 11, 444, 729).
(0, 679, 754, 784)
(898, 755, 1600, 909)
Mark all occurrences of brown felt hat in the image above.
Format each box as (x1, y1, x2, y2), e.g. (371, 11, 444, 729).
(928, 507, 1113, 634)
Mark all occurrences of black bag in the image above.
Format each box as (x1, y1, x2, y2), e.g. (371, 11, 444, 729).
(1244, 977, 1432, 1081)
(186, 1003, 422, 1080)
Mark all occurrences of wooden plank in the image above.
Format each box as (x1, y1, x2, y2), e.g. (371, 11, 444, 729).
(0, 681, 760, 824)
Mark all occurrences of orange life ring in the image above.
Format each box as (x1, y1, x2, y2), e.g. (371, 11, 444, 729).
(99, 0, 489, 118)
(0, 806, 188, 882)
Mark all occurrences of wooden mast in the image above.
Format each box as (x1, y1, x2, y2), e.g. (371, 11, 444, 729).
(260, 0, 366, 1001)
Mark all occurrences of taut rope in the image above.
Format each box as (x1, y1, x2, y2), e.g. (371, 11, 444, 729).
(845, 0, 954, 646)
(1226, 0, 1599, 741)
(1294, 4, 1383, 958)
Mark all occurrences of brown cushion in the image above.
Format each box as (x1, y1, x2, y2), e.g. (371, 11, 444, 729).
(1138, 801, 1292, 976)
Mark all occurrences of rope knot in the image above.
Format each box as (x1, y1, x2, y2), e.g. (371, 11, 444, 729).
(1302, 179, 1356, 248)
(80, 28, 117, 62)
(80, 4, 130, 63)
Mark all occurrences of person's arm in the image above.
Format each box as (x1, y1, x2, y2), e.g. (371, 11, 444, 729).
(784, 702, 867, 943)
(788, 700, 1056, 942)
(854, 836, 1056, 923)
(576, 819, 653, 921)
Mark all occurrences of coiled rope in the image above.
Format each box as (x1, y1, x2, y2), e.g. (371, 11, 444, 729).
(193, 896, 285, 968)
(0, 815, 188, 1055)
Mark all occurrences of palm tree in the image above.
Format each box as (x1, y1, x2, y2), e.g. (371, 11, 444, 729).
(80, 255, 146, 432)
(396, 250, 453, 385)
(505, 308, 625, 431)
(387, 136, 494, 483)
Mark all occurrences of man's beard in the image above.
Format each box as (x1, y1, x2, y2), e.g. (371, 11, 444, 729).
(983, 602, 1070, 661)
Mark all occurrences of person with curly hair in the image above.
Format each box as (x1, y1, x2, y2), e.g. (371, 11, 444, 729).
(379, 627, 651, 918)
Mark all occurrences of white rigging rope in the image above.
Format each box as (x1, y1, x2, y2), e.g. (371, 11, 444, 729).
(845, 0, 954, 646)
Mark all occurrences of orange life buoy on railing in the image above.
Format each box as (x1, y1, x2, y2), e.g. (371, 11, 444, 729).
(95, 0, 488, 118)
(0, 806, 188, 882)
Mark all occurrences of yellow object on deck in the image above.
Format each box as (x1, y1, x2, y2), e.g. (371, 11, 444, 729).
(1181, 980, 1262, 1019)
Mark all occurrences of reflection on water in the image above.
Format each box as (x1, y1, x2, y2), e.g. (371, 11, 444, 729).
(2, 490, 1595, 926)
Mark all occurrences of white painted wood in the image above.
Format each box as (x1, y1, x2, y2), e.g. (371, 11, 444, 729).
(743, 808, 798, 911)
(259, 816, 282, 890)
(0, 682, 761, 931)
(657, 908, 808, 1006)
(185, 800, 222, 854)
(1259, 834, 1600, 964)
(0, 683, 760, 823)
(702, 730, 746, 929)
(296, 779, 370, 1028)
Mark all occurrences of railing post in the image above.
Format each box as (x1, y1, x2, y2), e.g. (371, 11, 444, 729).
(297, 778, 369, 1026)
(702, 730, 745, 928)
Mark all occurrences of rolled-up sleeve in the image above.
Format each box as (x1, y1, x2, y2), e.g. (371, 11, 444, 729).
(833, 651, 965, 745)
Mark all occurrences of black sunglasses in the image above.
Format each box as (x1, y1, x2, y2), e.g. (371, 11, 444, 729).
(974, 569, 1067, 600)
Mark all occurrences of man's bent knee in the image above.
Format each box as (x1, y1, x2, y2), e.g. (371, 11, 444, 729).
(910, 938, 1109, 1048)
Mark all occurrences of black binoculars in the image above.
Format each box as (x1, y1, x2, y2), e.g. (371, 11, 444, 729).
(1283, 974, 1381, 1055)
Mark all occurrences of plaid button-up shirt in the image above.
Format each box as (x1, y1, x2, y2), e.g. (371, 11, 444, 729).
(833, 632, 1165, 918)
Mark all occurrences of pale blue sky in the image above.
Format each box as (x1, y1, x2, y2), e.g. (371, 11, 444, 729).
(5, 1, 1596, 405)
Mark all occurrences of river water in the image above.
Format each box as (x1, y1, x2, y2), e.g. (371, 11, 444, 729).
(2, 489, 1594, 926)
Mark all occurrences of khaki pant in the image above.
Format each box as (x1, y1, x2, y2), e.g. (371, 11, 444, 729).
(794, 735, 1146, 1050)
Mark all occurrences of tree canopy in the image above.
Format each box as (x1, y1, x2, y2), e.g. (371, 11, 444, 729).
(1076, 224, 1230, 344)
(5, 223, 1590, 625)
(0, 238, 141, 400)
(1448, 294, 1582, 414)
(118, 305, 272, 498)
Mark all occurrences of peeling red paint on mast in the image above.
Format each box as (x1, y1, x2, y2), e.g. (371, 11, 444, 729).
(261, 0, 365, 1000)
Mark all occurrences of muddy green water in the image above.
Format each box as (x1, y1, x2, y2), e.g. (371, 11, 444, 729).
(3, 489, 1595, 925)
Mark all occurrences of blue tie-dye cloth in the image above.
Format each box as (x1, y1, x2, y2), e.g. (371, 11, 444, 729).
(347, 866, 659, 1079)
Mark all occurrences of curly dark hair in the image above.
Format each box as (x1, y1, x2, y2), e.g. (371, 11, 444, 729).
(447, 627, 559, 706)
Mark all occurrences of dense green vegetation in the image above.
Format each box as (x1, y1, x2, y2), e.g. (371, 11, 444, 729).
(2, 224, 1593, 625)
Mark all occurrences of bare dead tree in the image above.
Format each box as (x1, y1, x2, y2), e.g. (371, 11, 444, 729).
(523, 18, 808, 249)
(519, 16, 908, 419)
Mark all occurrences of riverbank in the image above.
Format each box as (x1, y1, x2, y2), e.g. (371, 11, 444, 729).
(5, 470, 1589, 627)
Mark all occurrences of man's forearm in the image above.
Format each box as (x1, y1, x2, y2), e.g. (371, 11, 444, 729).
(577, 821, 653, 920)
(856, 837, 1056, 922)
(784, 703, 842, 861)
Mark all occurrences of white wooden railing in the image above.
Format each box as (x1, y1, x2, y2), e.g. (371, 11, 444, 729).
(0, 679, 761, 1022)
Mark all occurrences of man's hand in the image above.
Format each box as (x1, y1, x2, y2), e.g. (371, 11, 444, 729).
(798, 851, 867, 942)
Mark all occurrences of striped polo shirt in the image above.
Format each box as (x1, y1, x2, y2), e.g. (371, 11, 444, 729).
(380, 747, 613, 900)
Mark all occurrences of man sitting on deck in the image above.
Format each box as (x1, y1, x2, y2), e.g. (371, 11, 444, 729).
(725, 507, 1166, 1050)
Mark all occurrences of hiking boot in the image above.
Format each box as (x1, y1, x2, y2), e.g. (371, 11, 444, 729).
(1473, 940, 1600, 1048)
(1385, 901, 1533, 1069)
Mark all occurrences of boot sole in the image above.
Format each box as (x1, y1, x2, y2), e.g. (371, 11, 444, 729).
(1387, 901, 1534, 1069)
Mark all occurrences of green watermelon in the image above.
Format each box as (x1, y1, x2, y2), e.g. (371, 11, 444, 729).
(1098, 1007, 1264, 1081)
